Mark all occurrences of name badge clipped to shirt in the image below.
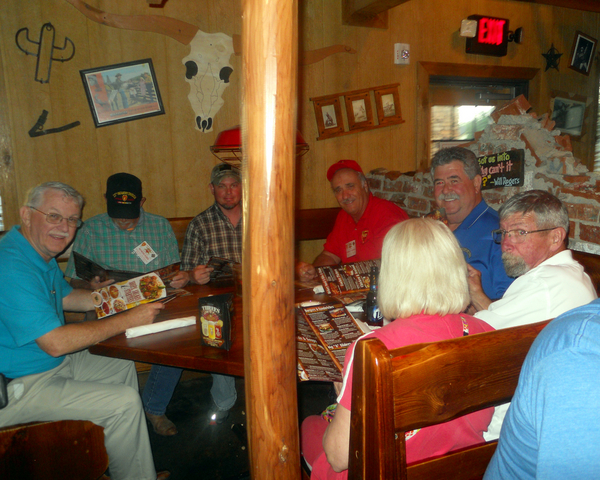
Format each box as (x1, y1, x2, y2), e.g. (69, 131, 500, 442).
(346, 240, 357, 259)
(133, 241, 158, 265)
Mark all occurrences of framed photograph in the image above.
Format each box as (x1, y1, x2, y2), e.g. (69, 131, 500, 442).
(312, 94, 345, 139)
(80, 58, 165, 127)
(550, 91, 588, 137)
(373, 84, 404, 127)
(569, 31, 597, 76)
(344, 90, 374, 130)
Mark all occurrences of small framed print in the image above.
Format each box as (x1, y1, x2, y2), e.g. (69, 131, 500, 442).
(312, 94, 345, 139)
(80, 58, 165, 127)
(344, 90, 374, 130)
(569, 31, 597, 76)
(374, 84, 404, 127)
(550, 90, 589, 138)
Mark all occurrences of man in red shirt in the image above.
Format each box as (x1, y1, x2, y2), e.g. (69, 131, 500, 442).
(297, 160, 408, 281)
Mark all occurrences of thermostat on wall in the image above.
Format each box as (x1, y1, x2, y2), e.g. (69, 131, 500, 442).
(394, 43, 410, 65)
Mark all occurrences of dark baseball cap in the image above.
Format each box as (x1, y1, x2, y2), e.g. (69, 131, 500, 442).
(326, 160, 364, 181)
(106, 173, 142, 219)
(211, 163, 241, 185)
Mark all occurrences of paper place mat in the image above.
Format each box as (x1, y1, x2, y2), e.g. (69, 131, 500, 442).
(125, 316, 196, 338)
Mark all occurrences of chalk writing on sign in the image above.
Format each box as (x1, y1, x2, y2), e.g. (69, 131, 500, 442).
(478, 149, 524, 190)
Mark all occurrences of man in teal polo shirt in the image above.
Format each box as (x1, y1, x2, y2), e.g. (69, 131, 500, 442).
(0, 181, 168, 480)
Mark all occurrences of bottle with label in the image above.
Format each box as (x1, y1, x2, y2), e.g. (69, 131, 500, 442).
(365, 266, 383, 328)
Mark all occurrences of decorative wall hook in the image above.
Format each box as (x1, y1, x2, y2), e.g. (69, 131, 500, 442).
(28, 110, 80, 137)
(15, 23, 75, 83)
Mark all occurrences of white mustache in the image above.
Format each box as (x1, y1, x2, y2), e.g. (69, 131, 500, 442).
(438, 193, 460, 201)
(340, 198, 354, 205)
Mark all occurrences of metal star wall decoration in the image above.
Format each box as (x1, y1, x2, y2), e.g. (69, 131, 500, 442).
(542, 44, 562, 71)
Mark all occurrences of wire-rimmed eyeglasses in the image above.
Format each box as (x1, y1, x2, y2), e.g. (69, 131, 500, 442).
(492, 227, 557, 245)
(28, 206, 83, 228)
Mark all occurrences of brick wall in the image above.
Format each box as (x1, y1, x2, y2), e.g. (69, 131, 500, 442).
(367, 96, 600, 255)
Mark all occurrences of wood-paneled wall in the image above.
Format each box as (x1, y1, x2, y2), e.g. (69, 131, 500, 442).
(1, 1, 599, 250)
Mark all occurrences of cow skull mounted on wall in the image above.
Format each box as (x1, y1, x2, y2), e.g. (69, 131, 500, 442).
(65, 0, 356, 133)
(183, 31, 234, 133)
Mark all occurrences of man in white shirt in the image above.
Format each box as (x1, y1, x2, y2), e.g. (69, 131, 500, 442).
(468, 189, 597, 440)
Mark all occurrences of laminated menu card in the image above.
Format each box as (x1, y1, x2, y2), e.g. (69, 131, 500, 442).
(74, 251, 181, 284)
(206, 256, 239, 282)
(296, 301, 367, 382)
(92, 272, 167, 319)
(316, 259, 381, 295)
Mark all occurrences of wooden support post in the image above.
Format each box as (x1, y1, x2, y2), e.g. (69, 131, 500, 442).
(242, 0, 300, 479)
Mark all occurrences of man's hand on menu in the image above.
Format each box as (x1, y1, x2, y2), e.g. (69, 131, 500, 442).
(191, 265, 214, 285)
(70, 276, 114, 291)
(90, 276, 115, 290)
(466, 264, 492, 312)
(169, 270, 190, 289)
(296, 261, 317, 282)
(123, 302, 165, 329)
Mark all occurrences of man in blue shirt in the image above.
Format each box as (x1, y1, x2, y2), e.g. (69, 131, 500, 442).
(484, 299, 600, 479)
(431, 147, 513, 300)
(0, 181, 168, 480)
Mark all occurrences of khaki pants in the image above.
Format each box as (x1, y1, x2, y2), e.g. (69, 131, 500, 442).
(0, 350, 156, 480)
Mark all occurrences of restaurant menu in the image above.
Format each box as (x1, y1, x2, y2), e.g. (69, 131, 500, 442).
(296, 301, 366, 382)
(73, 251, 181, 284)
(92, 272, 167, 319)
(207, 256, 238, 282)
(316, 259, 381, 295)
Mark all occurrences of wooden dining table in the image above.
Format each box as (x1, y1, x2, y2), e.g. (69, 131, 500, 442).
(89, 280, 331, 378)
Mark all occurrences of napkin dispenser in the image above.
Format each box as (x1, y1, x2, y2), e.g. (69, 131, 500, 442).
(198, 293, 233, 350)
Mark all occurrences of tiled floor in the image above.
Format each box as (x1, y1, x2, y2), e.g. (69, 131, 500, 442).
(141, 372, 332, 479)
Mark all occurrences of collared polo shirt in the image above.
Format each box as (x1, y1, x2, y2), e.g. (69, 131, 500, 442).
(0, 227, 71, 377)
(323, 194, 408, 263)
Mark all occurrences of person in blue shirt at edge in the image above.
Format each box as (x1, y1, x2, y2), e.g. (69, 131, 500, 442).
(431, 146, 513, 301)
(484, 299, 600, 480)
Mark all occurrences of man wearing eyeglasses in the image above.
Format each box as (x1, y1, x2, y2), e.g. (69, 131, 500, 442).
(468, 189, 596, 441)
(64, 172, 189, 438)
(0, 182, 169, 480)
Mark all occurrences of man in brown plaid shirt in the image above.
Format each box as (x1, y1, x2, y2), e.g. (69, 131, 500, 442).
(180, 163, 242, 423)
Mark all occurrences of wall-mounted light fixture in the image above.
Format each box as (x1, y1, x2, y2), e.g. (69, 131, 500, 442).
(210, 125, 310, 166)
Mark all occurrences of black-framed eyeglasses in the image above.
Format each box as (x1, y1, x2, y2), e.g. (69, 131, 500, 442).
(28, 206, 83, 228)
(492, 227, 557, 244)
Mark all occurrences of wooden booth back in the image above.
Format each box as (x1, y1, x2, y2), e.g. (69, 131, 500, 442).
(348, 319, 550, 480)
(0, 420, 108, 480)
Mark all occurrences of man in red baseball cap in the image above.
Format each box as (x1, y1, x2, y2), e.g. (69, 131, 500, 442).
(297, 160, 408, 281)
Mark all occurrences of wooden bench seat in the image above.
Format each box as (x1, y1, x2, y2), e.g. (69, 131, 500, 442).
(349, 319, 550, 480)
(0, 420, 108, 479)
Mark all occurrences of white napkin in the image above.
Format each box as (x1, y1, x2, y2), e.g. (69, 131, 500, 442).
(125, 316, 196, 338)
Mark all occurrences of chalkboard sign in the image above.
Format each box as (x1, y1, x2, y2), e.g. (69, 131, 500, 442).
(478, 149, 525, 190)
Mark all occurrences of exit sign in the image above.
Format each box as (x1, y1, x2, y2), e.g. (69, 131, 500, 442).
(465, 15, 509, 57)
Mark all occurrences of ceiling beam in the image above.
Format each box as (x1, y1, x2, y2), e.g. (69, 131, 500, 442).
(509, 0, 600, 12)
(342, 0, 600, 28)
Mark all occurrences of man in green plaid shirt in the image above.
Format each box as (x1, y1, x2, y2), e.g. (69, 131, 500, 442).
(65, 172, 189, 437)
